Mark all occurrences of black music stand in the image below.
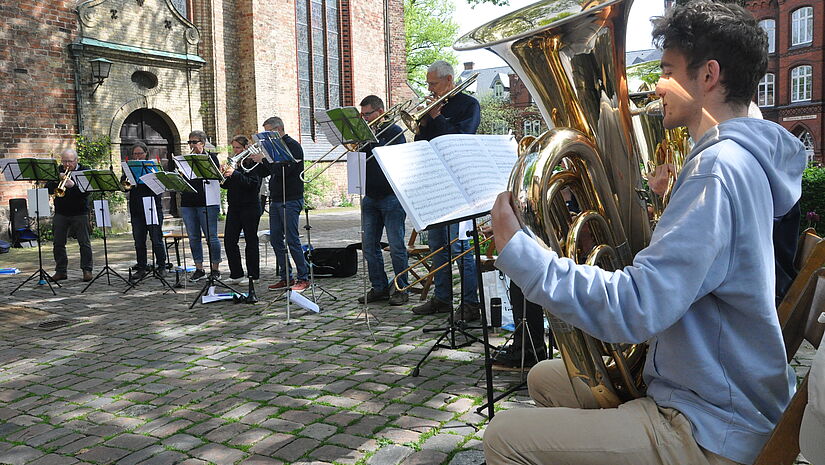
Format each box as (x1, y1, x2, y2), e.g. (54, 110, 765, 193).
(5, 158, 61, 295)
(175, 154, 242, 308)
(73, 169, 131, 292)
(123, 169, 183, 294)
(302, 206, 338, 304)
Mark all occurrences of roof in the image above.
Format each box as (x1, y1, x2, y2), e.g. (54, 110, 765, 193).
(626, 49, 662, 66)
(458, 65, 512, 99)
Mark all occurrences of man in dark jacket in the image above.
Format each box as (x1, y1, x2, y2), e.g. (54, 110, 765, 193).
(47, 148, 93, 282)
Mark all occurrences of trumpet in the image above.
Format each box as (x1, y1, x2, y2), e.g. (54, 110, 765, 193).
(226, 143, 262, 174)
(121, 178, 134, 191)
(301, 99, 417, 183)
(400, 73, 479, 135)
(54, 169, 74, 197)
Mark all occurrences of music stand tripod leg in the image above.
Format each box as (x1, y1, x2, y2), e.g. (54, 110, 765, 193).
(189, 204, 241, 309)
(11, 195, 59, 296)
(83, 194, 130, 293)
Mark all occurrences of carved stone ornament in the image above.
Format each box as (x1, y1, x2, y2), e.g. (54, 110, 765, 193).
(185, 27, 200, 46)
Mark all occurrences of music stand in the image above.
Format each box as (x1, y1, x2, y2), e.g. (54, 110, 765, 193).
(4, 158, 61, 295)
(174, 154, 241, 308)
(72, 169, 131, 292)
(123, 170, 188, 294)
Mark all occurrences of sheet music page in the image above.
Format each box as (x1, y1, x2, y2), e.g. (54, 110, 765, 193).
(27, 188, 50, 218)
(93, 199, 112, 228)
(0, 159, 21, 181)
(140, 172, 166, 195)
(346, 152, 366, 195)
(173, 156, 195, 180)
(429, 134, 517, 211)
(314, 110, 346, 145)
(204, 180, 221, 206)
(121, 162, 137, 185)
(373, 141, 469, 231)
(142, 197, 159, 225)
(73, 172, 92, 193)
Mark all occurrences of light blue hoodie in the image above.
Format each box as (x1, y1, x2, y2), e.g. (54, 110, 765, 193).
(495, 118, 806, 464)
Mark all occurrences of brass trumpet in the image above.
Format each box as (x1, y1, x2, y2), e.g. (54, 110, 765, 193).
(400, 73, 479, 135)
(54, 169, 73, 197)
(121, 178, 134, 191)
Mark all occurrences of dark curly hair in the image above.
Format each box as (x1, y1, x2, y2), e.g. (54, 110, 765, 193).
(651, 0, 767, 106)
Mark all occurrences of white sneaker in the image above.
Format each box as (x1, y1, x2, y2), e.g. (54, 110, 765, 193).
(235, 277, 249, 286)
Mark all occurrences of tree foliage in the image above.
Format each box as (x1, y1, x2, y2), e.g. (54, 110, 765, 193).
(477, 95, 520, 135)
(801, 163, 825, 233)
(405, 0, 460, 90)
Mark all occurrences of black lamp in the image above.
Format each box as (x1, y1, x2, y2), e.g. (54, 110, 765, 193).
(87, 57, 113, 95)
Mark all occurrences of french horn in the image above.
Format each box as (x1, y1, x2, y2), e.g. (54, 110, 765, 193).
(457, 0, 687, 407)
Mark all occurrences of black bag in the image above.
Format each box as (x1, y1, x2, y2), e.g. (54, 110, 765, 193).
(305, 245, 358, 278)
(0, 239, 9, 254)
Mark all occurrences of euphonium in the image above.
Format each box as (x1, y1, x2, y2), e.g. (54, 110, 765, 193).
(457, 0, 668, 407)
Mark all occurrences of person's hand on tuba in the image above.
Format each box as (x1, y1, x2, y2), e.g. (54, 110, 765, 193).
(491, 192, 521, 254)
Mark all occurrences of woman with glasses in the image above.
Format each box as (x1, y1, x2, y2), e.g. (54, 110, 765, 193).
(179, 130, 222, 281)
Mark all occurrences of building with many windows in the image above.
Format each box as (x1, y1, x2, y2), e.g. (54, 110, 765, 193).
(748, 0, 823, 164)
(0, 0, 407, 232)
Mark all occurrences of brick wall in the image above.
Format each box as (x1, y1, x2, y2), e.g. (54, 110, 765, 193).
(387, 0, 412, 105)
(0, 0, 79, 214)
(349, 0, 388, 103)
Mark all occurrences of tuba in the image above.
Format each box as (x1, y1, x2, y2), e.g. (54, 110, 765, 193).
(457, 0, 681, 407)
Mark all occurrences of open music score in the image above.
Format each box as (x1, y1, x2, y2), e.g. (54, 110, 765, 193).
(372, 134, 517, 231)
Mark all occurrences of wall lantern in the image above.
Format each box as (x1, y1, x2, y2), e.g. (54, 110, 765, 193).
(86, 57, 113, 95)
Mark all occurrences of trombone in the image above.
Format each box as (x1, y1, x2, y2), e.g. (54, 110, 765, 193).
(392, 223, 494, 293)
(400, 72, 479, 135)
(301, 99, 416, 183)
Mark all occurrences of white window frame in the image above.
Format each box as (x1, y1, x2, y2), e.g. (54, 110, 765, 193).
(791, 65, 813, 102)
(759, 19, 776, 53)
(494, 81, 504, 98)
(791, 7, 813, 46)
(798, 131, 815, 163)
(758, 73, 775, 107)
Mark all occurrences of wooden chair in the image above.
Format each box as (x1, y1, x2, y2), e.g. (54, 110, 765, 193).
(405, 230, 434, 301)
(754, 229, 825, 465)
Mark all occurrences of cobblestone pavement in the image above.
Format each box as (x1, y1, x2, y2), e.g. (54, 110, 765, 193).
(0, 209, 519, 465)
(0, 208, 814, 464)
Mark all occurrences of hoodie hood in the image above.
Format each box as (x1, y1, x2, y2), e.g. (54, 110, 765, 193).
(691, 118, 806, 217)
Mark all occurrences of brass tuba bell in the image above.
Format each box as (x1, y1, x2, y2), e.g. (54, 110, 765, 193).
(457, 0, 682, 407)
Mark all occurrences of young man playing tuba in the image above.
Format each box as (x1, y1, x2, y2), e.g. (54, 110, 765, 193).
(485, 2, 806, 464)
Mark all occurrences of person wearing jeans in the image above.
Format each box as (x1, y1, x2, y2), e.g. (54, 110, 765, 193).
(180, 130, 222, 281)
(358, 95, 409, 306)
(251, 116, 310, 292)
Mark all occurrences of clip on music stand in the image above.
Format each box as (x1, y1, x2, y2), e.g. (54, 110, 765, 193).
(177, 154, 242, 308)
(4, 158, 60, 295)
(73, 169, 131, 292)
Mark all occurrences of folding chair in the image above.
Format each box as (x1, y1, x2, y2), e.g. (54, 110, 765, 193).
(405, 230, 434, 301)
(754, 229, 825, 465)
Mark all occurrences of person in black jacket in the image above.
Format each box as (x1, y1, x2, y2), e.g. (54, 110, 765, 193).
(357, 95, 409, 306)
(411, 60, 482, 320)
(180, 130, 222, 282)
(124, 142, 166, 282)
(252, 117, 310, 292)
(47, 148, 93, 282)
(221, 135, 264, 285)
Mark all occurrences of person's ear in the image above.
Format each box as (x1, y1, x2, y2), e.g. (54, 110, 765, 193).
(704, 60, 721, 91)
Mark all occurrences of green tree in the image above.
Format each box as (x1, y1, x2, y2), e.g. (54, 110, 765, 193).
(477, 95, 520, 135)
(405, 0, 460, 90)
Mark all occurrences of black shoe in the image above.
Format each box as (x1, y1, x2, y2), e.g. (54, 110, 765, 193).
(412, 298, 451, 315)
(190, 269, 206, 281)
(358, 288, 390, 304)
(388, 291, 410, 306)
(492, 343, 548, 371)
(459, 302, 481, 322)
(130, 268, 148, 283)
(52, 272, 68, 282)
(156, 267, 168, 279)
(210, 270, 221, 280)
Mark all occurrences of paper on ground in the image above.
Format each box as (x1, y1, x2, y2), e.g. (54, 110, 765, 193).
(288, 289, 320, 313)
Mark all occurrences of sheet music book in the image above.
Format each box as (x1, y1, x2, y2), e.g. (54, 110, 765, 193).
(10, 158, 60, 182)
(173, 155, 222, 180)
(74, 170, 120, 193)
(315, 107, 376, 145)
(346, 152, 367, 195)
(140, 171, 197, 195)
(373, 134, 518, 231)
(252, 132, 296, 164)
(0, 159, 19, 181)
(93, 199, 112, 228)
(204, 180, 220, 207)
(121, 160, 160, 185)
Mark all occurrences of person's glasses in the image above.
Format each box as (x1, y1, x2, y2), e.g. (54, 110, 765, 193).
(360, 110, 377, 118)
(187, 140, 203, 145)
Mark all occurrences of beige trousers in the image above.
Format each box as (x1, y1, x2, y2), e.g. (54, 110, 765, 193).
(484, 359, 742, 465)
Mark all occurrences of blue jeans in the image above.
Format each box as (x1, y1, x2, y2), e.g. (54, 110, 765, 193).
(181, 205, 221, 264)
(429, 223, 479, 305)
(362, 194, 408, 292)
(269, 199, 308, 281)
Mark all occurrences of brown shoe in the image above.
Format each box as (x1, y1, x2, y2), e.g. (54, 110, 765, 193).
(291, 280, 311, 292)
(51, 272, 68, 282)
(459, 302, 480, 321)
(268, 279, 294, 290)
(82, 271, 93, 282)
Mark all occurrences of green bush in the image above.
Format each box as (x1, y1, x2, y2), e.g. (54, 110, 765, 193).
(303, 161, 334, 209)
(801, 164, 825, 233)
